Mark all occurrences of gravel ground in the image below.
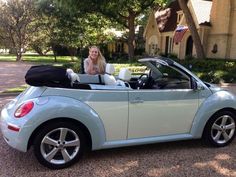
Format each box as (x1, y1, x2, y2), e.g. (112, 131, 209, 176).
(0, 96, 236, 177)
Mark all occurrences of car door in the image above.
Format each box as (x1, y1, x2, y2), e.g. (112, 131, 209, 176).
(85, 90, 129, 141)
(128, 63, 199, 139)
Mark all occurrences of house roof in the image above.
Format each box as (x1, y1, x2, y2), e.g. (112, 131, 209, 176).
(154, 0, 212, 32)
(190, 0, 212, 25)
(155, 1, 181, 32)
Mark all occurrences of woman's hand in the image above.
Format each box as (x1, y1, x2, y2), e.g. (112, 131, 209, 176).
(87, 58, 96, 75)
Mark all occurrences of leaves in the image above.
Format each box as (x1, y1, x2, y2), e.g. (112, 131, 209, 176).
(0, 0, 39, 60)
(55, 0, 166, 59)
(0, 0, 171, 60)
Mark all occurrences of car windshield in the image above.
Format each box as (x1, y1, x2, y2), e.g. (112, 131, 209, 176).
(138, 60, 191, 89)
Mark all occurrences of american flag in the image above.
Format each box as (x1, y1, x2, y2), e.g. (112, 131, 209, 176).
(173, 25, 188, 43)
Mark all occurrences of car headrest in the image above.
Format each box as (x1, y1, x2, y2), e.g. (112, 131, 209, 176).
(104, 74, 116, 85)
(118, 68, 131, 81)
(105, 63, 115, 75)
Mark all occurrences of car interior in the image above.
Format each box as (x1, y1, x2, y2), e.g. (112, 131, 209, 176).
(73, 62, 192, 90)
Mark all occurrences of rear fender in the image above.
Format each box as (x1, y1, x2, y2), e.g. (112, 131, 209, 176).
(26, 96, 106, 150)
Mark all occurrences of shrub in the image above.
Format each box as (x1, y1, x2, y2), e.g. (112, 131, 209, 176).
(63, 61, 81, 73)
(176, 58, 236, 83)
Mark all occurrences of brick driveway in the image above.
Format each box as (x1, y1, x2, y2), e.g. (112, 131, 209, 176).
(0, 62, 33, 109)
(0, 62, 32, 93)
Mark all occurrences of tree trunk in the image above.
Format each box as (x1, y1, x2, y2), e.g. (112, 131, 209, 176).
(51, 44, 57, 62)
(178, 0, 205, 59)
(16, 54, 22, 61)
(53, 51, 57, 62)
(51, 48, 57, 62)
(127, 12, 135, 60)
(16, 50, 22, 61)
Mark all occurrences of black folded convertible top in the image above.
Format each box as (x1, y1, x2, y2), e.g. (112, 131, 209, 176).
(25, 65, 71, 88)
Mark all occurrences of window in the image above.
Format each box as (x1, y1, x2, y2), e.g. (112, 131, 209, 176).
(169, 37, 173, 53)
(151, 63, 191, 89)
(177, 11, 183, 24)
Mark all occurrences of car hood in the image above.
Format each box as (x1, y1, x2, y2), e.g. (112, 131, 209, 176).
(205, 82, 224, 93)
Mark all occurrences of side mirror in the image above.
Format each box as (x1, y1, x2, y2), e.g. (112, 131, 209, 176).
(192, 80, 204, 90)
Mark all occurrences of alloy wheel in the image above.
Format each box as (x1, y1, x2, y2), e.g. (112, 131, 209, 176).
(211, 115, 235, 145)
(40, 127, 80, 165)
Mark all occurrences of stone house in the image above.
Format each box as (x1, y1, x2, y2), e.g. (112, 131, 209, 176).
(144, 0, 236, 60)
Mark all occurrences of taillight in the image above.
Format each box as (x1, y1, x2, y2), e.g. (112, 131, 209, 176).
(14, 101, 34, 118)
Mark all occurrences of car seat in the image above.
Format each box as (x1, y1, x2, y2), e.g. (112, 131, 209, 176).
(116, 68, 132, 87)
(104, 63, 116, 85)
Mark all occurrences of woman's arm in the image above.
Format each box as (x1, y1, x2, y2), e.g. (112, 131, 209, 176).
(84, 58, 96, 75)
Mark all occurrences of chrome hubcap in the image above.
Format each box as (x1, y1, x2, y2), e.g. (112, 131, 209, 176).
(211, 115, 235, 144)
(40, 128, 80, 165)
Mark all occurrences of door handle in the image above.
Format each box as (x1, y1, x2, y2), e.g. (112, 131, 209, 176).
(130, 98, 144, 104)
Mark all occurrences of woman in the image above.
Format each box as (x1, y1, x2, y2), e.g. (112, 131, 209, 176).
(84, 46, 106, 75)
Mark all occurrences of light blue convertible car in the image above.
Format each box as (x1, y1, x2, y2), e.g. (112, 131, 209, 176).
(1, 57, 236, 169)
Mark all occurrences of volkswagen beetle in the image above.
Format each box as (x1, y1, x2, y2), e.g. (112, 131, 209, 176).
(1, 57, 236, 169)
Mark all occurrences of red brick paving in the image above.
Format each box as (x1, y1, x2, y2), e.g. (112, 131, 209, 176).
(0, 62, 32, 92)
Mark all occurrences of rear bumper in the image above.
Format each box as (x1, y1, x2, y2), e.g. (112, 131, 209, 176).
(0, 104, 32, 152)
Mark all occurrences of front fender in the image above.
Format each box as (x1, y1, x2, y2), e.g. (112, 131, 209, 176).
(191, 90, 236, 138)
(26, 96, 106, 150)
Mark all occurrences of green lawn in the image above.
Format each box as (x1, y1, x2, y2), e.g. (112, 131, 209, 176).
(0, 54, 79, 64)
(2, 84, 28, 93)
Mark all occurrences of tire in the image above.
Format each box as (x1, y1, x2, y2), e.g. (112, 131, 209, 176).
(203, 111, 236, 147)
(33, 122, 85, 169)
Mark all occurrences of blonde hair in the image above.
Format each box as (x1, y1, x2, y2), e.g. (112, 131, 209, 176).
(89, 46, 106, 73)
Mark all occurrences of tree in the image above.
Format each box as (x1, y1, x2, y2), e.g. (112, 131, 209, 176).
(0, 0, 39, 61)
(94, 0, 165, 59)
(36, 0, 116, 61)
(57, 0, 168, 60)
(178, 0, 205, 59)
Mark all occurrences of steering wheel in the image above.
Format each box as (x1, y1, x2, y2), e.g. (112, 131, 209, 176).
(136, 74, 149, 89)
